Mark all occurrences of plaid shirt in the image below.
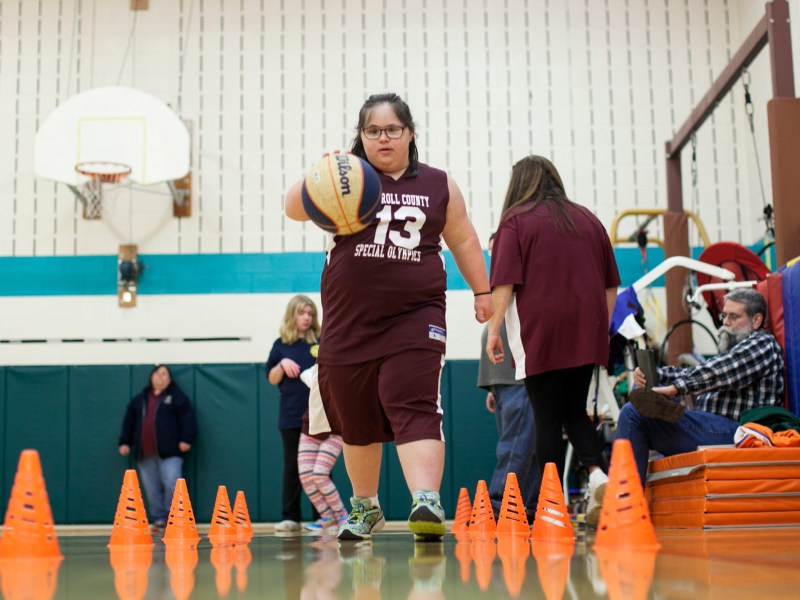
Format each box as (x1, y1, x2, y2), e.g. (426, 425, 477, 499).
(657, 329, 785, 422)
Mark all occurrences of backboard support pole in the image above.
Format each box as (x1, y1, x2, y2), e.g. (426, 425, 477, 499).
(171, 119, 193, 217)
(169, 176, 192, 217)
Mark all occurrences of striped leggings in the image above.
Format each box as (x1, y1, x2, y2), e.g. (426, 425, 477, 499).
(297, 433, 346, 519)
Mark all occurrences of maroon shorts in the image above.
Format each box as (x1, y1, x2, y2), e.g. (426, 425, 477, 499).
(317, 349, 445, 446)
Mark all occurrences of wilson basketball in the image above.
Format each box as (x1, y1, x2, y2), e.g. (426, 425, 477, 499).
(301, 152, 382, 235)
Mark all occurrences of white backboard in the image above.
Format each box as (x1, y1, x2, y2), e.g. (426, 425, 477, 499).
(35, 86, 190, 186)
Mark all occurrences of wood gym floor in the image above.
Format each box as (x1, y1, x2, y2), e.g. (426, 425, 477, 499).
(6, 522, 800, 599)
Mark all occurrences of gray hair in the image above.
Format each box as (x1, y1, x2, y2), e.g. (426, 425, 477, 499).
(724, 288, 767, 321)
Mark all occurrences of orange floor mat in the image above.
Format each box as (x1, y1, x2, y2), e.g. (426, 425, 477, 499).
(645, 447, 800, 528)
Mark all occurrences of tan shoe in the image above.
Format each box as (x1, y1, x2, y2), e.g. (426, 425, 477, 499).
(629, 388, 685, 422)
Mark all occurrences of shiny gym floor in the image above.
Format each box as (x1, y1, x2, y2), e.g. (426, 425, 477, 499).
(10, 523, 800, 599)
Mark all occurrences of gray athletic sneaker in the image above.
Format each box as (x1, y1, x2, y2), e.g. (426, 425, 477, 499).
(407, 490, 446, 540)
(338, 497, 385, 541)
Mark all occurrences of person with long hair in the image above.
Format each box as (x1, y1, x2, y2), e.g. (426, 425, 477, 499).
(285, 93, 492, 540)
(486, 155, 619, 526)
(266, 294, 324, 532)
(119, 364, 197, 530)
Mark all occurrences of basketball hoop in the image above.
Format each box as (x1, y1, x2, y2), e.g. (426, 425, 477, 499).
(75, 161, 132, 219)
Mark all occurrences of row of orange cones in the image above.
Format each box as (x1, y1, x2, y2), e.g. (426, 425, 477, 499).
(451, 439, 661, 549)
(0, 449, 255, 560)
(0, 450, 255, 600)
(0, 437, 658, 556)
(110, 469, 254, 547)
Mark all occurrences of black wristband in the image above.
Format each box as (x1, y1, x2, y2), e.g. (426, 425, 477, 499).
(473, 291, 492, 297)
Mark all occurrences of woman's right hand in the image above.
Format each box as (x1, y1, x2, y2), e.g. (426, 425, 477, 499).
(280, 358, 301, 378)
(486, 331, 505, 364)
(119, 444, 130, 456)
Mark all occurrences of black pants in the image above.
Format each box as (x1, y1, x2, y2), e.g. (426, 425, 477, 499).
(524, 364, 604, 482)
(280, 427, 302, 521)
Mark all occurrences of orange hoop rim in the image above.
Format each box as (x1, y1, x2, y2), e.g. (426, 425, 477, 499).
(75, 161, 132, 184)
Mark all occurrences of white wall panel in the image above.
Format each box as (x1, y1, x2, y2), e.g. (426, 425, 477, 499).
(1, 0, 796, 363)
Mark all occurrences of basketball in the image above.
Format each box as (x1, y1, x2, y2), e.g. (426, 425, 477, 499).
(301, 152, 382, 235)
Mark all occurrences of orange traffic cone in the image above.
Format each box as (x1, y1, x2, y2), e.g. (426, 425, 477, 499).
(497, 535, 530, 597)
(234, 543, 252, 592)
(109, 470, 153, 547)
(532, 540, 575, 600)
(469, 538, 497, 591)
(0, 449, 62, 559)
(450, 487, 472, 534)
(208, 485, 236, 545)
(0, 556, 62, 600)
(210, 542, 235, 597)
(530, 463, 575, 542)
(496, 473, 530, 537)
(467, 480, 496, 537)
(164, 543, 198, 600)
(454, 535, 472, 583)
(162, 478, 200, 545)
(594, 546, 658, 600)
(233, 490, 254, 544)
(109, 544, 153, 600)
(594, 439, 660, 550)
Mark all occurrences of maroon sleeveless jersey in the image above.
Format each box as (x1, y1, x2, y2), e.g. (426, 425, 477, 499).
(317, 163, 450, 365)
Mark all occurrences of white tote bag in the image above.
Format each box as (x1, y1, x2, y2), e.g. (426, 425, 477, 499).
(300, 365, 330, 435)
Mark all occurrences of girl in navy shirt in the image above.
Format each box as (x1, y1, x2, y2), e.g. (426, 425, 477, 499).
(266, 294, 321, 532)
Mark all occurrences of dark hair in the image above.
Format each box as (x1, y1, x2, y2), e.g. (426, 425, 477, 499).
(724, 288, 767, 325)
(500, 155, 583, 236)
(143, 364, 178, 394)
(350, 92, 419, 177)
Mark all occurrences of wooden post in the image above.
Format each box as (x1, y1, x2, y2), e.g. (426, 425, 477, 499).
(767, 99, 800, 267)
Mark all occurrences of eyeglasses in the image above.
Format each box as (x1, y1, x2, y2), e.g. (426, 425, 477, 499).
(361, 126, 406, 140)
(719, 312, 745, 322)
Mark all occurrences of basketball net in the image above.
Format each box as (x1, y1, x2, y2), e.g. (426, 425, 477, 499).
(75, 162, 131, 219)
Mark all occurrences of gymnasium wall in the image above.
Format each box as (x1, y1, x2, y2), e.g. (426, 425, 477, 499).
(0, 0, 794, 367)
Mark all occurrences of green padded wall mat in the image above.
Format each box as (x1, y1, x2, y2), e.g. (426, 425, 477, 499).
(0, 361, 498, 524)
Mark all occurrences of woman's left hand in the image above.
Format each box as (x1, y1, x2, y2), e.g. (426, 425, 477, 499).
(179, 442, 191, 452)
(474, 294, 493, 323)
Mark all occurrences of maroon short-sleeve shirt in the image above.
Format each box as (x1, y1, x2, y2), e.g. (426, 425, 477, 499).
(490, 203, 620, 377)
(317, 163, 450, 365)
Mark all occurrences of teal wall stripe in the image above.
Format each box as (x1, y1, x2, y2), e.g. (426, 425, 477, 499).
(0, 245, 761, 297)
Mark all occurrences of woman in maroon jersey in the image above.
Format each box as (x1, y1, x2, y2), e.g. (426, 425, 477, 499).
(486, 155, 620, 527)
(285, 93, 492, 540)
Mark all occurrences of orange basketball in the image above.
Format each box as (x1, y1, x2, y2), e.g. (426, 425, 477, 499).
(301, 152, 382, 235)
